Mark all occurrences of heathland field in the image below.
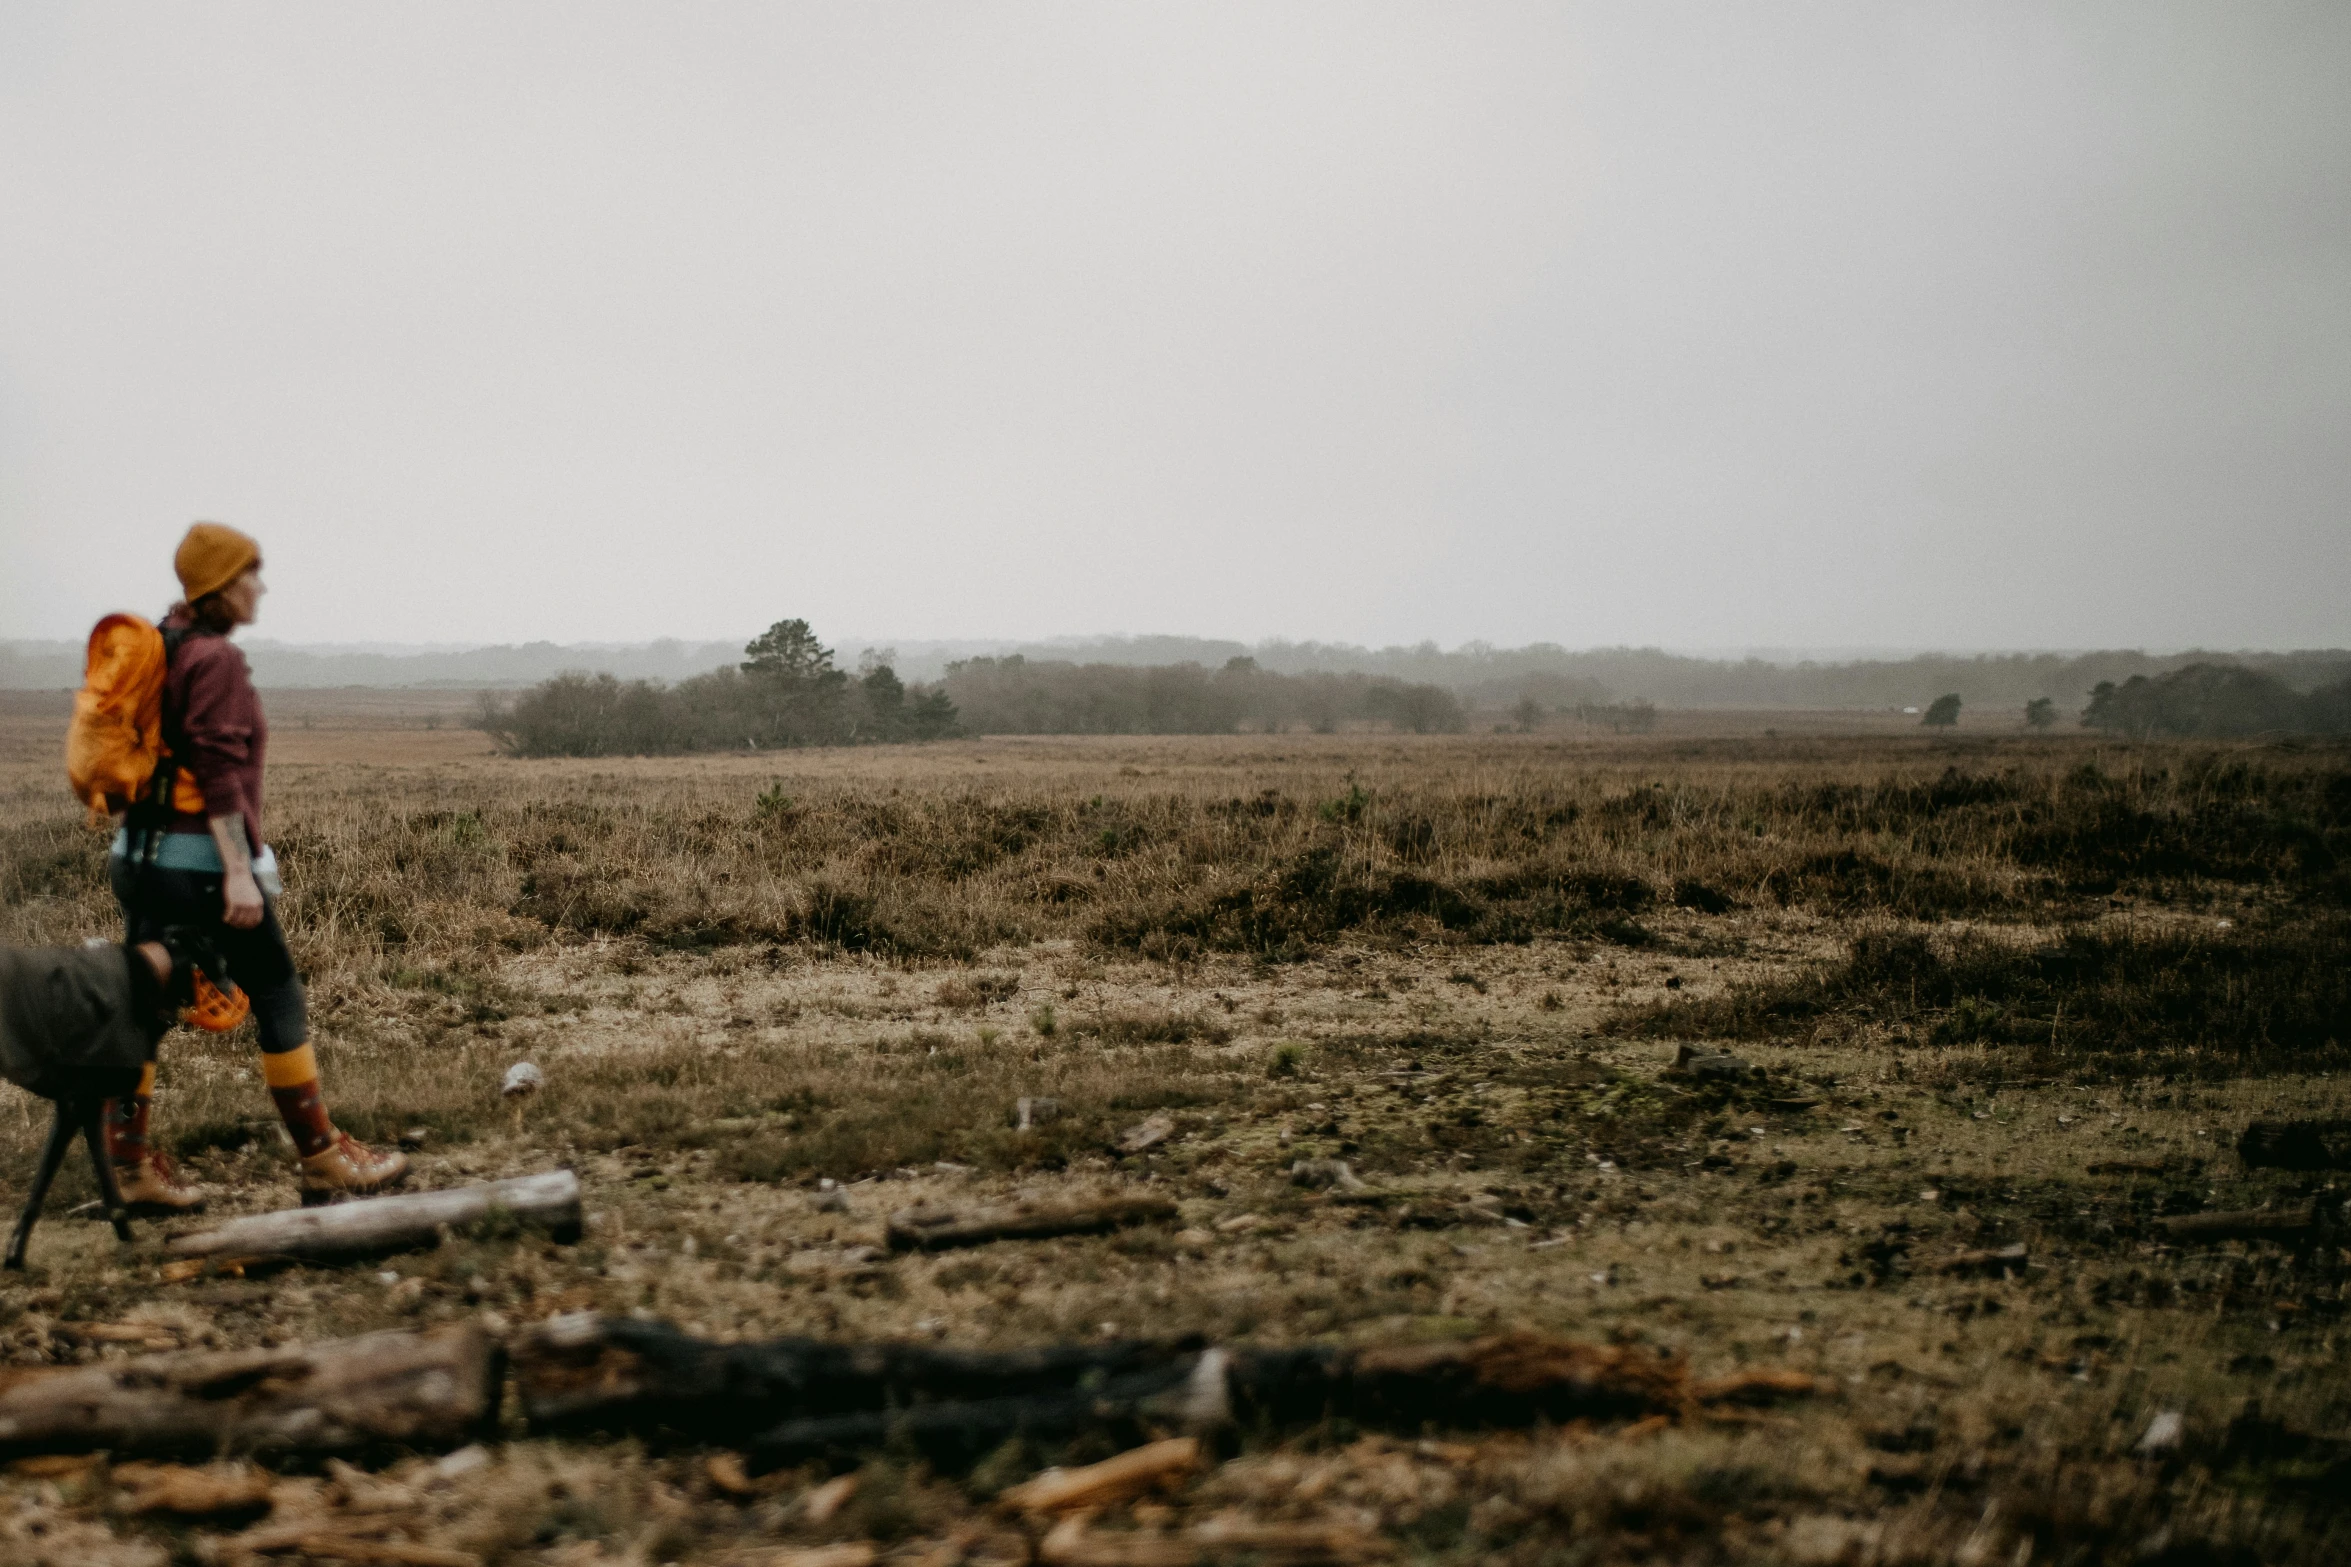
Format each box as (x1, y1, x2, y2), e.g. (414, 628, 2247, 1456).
(0, 704, 2346, 1565)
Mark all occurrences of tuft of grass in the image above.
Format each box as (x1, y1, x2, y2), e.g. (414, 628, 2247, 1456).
(1078, 1008, 1234, 1046)
(937, 972, 1020, 1009)
(1609, 917, 2351, 1078)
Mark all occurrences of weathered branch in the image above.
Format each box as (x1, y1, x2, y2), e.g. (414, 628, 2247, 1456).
(165, 1171, 582, 1265)
(0, 1325, 499, 1461)
(2155, 1199, 2346, 1246)
(884, 1196, 1179, 1253)
(997, 1437, 1203, 1515)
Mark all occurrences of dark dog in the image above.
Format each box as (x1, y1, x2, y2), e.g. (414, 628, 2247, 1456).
(0, 933, 221, 1267)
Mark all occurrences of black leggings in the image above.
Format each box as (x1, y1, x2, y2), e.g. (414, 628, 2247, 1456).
(110, 858, 309, 1054)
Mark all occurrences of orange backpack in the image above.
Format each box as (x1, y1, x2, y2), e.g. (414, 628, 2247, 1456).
(63, 614, 204, 826)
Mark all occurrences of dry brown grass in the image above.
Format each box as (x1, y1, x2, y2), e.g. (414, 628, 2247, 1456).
(0, 717, 2346, 1563)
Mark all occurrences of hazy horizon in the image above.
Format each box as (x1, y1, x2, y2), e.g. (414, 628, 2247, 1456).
(6, 5, 2348, 650)
(9, 630, 2349, 662)
(8, 628, 2347, 716)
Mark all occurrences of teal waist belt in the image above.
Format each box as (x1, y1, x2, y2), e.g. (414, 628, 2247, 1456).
(110, 831, 283, 897)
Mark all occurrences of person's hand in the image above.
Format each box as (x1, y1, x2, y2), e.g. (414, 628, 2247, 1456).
(222, 870, 265, 929)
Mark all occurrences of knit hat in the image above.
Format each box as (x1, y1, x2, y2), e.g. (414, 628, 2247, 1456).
(174, 523, 261, 602)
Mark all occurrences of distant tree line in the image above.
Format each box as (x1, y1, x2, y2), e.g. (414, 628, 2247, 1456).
(9, 633, 2346, 715)
(940, 655, 1466, 735)
(2079, 663, 2351, 740)
(480, 621, 955, 757)
(480, 631, 1477, 755)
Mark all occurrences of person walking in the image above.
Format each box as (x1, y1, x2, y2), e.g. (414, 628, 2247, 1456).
(104, 523, 408, 1206)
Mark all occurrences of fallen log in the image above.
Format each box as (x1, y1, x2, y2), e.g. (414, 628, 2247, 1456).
(2156, 1199, 2347, 1246)
(885, 1195, 1179, 1253)
(0, 1325, 498, 1461)
(513, 1316, 1818, 1472)
(1938, 1244, 2029, 1278)
(165, 1171, 582, 1264)
(512, 1311, 1204, 1446)
(2238, 1120, 2351, 1172)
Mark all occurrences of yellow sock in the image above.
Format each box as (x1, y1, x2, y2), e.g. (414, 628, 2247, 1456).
(262, 1044, 337, 1158)
(261, 1043, 319, 1089)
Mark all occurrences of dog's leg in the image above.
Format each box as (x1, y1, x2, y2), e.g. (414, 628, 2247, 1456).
(5, 1103, 81, 1269)
(79, 1102, 134, 1245)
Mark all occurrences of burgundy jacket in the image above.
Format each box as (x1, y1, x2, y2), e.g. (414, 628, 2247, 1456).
(160, 609, 268, 852)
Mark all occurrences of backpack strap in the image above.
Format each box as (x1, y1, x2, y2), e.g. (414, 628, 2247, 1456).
(156, 623, 195, 765)
(128, 623, 201, 866)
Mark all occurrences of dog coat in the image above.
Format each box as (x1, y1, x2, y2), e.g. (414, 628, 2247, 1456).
(0, 944, 165, 1103)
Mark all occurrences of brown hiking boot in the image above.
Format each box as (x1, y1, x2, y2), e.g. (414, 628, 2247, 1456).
(115, 1152, 208, 1214)
(298, 1131, 410, 1198)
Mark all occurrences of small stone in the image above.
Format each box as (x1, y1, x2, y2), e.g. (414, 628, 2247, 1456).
(433, 1444, 491, 1482)
(814, 1186, 851, 1214)
(1117, 1114, 1175, 1155)
(2136, 1410, 2184, 1454)
(1672, 1043, 1757, 1081)
(1289, 1158, 1365, 1191)
(501, 1061, 543, 1099)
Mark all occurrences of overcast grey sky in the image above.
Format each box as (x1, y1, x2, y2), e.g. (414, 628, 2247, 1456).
(3, 3, 2346, 651)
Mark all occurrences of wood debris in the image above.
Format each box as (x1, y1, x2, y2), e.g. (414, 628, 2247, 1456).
(706, 1452, 772, 1498)
(1039, 1509, 1390, 1566)
(733, 1546, 879, 1567)
(160, 1255, 275, 1284)
(202, 1529, 481, 1567)
(0, 1325, 498, 1462)
(165, 1171, 582, 1265)
(2156, 1199, 2347, 1246)
(1692, 1368, 1828, 1406)
(110, 1460, 273, 1518)
(511, 1315, 1821, 1469)
(801, 1473, 860, 1524)
(997, 1437, 1202, 1515)
(884, 1196, 1180, 1252)
(1938, 1244, 2029, 1277)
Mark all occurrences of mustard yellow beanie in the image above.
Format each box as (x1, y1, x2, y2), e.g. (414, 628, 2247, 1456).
(174, 522, 261, 602)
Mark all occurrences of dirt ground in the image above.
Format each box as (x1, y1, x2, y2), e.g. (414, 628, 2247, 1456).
(0, 706, 2344, 1565)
